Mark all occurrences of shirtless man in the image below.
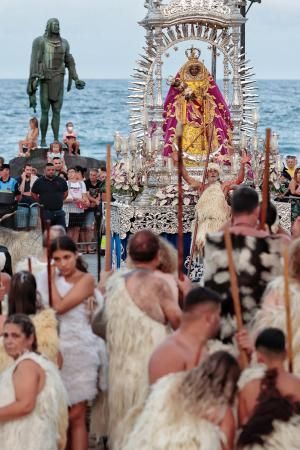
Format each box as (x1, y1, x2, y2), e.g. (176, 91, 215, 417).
(100, 230, 182, 450)
(149, 286, 221, 384)
(239, 327, 300, 424)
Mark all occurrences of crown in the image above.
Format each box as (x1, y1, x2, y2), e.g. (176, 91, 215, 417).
(185, 47, 201, 61)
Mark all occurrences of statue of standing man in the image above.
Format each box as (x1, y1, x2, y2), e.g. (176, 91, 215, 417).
(27, 18, 85, 146)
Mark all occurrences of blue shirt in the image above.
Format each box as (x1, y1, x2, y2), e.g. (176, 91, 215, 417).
(0, 177, 19, 195)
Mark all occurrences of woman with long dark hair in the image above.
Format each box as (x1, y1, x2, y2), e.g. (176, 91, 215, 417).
(0, 314, 68, 450)
(0, 271, 59, 370)
(46, 235, 105, 450)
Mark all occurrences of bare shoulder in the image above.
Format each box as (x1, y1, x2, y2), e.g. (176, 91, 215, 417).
(77, 272, 95, 285)
(14, 358, 42, 376)
(279, 372, 300, 399)
(149, 335, 186, 384)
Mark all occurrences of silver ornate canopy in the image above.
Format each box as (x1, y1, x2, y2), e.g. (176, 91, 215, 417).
(129, 0, 259, 153)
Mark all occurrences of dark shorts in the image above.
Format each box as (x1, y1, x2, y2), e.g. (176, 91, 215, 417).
(68, 212, 85, 228)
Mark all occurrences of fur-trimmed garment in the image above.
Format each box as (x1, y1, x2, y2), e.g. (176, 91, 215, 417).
(192, 182, 231, 253)
(0, 308, 59, 372)
(105, 272, 171, 450)
(204, 233, 282, 343)
(252, 277, 300, 375)
(238, 365, 300, 450)
(121, 372, 226, 450)
(0, 352, 68, 450)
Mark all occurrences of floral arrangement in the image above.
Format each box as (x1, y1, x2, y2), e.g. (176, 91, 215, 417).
(111, 160, 142, 197)
(151, 182, 199, 207)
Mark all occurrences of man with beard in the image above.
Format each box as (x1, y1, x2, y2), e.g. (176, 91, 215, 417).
(27, 18, 85, 146)
(31, 163, 68, 229)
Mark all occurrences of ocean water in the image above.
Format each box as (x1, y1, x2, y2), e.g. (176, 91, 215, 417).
(0, 79, 299, 163)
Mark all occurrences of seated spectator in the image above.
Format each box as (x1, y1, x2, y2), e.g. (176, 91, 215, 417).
(0, 164, 20, 229)
(63, 121, 80, 155)
(18, 117, 39, 157)
(15, 164, 39, 231)
(47, 141, 66, 169)
(281, 155, 297, 182)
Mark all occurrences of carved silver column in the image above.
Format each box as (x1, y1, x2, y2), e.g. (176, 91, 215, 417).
(230, 24, 242, 151)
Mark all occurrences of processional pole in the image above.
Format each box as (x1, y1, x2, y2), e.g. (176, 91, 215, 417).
(224, 228, 248, 369)
(283, 248, 293, 373)
(46, 220, 53, 307)
(259, 128, 271, 230)
(187, 110, 215, 277)
(176, 123, 184, 286)
(104, 145, 112, 272)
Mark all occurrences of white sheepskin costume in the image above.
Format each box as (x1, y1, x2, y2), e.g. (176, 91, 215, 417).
(121, 372, 226, 450)
(252, 276, 300, 375)
(192, 182, 231, 253)
(105, 272, 171, 450)
(0, 352, 68, 450)
(238, 364, 300, 450)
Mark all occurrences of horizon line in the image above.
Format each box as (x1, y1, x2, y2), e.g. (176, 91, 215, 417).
(0, 77, 300, 81)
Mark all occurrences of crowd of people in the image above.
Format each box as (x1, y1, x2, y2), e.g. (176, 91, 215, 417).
(0, 184, 300, 449)
(18, 118, 81, 157)
(0, 155, 106, 253)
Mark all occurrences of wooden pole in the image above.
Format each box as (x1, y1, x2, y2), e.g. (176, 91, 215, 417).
(259, 128, 271, 230)
(105, 145, 112, 272)
(0, 273, 2, 315)
(176, 124, 184, 283)
(188, 121, 214, 276)
(27, 257, 32, 274)
(283, 247, 293, 373)
(224, 228, 248, 369)
(46, 220, 53, 307)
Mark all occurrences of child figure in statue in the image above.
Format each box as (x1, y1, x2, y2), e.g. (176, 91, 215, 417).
(18, 117, 39, 157)
(163, 47, 232, 164)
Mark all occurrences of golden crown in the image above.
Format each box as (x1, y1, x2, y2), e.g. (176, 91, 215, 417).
(185, 47, 201, 61)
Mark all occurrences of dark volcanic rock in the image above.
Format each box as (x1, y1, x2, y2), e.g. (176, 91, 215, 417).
(9, 149, 105, 177)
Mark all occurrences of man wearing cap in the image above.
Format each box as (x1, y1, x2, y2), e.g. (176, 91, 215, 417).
(0, 164, 20, 228)
(173, 152, 249, 252)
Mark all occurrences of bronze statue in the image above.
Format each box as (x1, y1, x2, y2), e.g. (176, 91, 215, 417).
(27, 18, 85, 146)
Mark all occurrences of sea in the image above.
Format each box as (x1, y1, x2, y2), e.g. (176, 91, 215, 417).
(0, 79, 299, 163)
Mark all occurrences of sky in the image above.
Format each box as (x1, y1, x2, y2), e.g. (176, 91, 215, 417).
(0, 0, 299, 79)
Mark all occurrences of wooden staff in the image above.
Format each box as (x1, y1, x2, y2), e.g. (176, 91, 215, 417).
(188, 121, 214, 276)
(283, 247, 293, 373)
(105, 145, 112, 272)
(259, 128, 271, 230)
(27, 257, 32, 274)
(46, 220, 53, 307)
(176, 124, 184, 283)
(224, 227, 248, 369)
(0, 273, 2, 315)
